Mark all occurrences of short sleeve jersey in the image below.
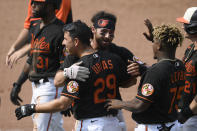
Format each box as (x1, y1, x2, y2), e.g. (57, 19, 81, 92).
(179, 44, 197, 108)
(132, 59, 185, 124)
(28, 19, 64, 81)
(61, 51, 130, 120)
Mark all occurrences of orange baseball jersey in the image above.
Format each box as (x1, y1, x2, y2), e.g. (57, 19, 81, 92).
(24, 0, 72, 29)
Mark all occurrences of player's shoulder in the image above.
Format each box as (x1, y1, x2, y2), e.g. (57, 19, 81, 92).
(109, 43, 134, 54)
(99, 50, 123, 60)
(149, 59, 184, 73)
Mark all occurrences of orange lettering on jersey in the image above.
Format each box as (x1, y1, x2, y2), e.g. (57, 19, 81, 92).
(96, 63, 103, 72)
(171, 71, 185, 83)
(92, 60, 114, 74)
(184, 80, 191, 94)
(102, 60, 108, 70)
(92, 65, 100, 74)
(108, 60, 113, 69)
(31, 34, 50, 53)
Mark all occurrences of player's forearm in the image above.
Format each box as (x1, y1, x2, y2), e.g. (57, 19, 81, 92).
(54, 70, 67, 87)
(121, 98, 149, 113)
(190, 95, 197, 114)
(12, 28, 29, 50)
(120, 77, 137, 88)
(18, 44, 31, 57)
(35, 97, 72, 113)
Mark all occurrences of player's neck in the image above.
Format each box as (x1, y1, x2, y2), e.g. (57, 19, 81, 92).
(157, 52, 175, 62)
(79, 46, 95, 58)
(41, 14, 56, 28)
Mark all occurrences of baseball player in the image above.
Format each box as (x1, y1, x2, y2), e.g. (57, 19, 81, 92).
(53, 11, 146, 131)
(106, 24, 185, 131)
(6, 0, 72, 67)
(15, 20, 136, 131)
(13, 0, 71, 130)
(176, 7, 197, 131)
(9, 0, 73, 106)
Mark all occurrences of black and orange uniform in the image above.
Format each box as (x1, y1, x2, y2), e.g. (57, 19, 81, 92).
(132, 59, 185, 124)
(27, 18, 64, 81)
(179, 43, 197, 108)
(61, 51, 130, 120)
(59, 43, 146, 75)
(107, 43, 147, 75)
(24, 0, 72, 29)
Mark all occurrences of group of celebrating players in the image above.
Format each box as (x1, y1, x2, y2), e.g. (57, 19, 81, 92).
(5, 0, 197, 131)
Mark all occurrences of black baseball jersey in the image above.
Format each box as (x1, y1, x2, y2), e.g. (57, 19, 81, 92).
(61, 51, 130, 120)
(132, 59, 185, 124)
(59, 43, 147, 73)
(107, 43, 147, 75)
(179, 44, 197, 108)
(28, 18, 64, 81)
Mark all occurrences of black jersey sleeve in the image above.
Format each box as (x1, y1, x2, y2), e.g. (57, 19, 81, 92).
(109, 43, 147, 75)
(116, 56, 132, 86)
(61, 80, 80, 100)
(136, 69, 160, 103)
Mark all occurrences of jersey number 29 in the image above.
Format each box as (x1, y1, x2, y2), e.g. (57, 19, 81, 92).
(94, 74, 116, 104)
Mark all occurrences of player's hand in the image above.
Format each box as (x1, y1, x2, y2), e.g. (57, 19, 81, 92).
(178, 107, 194, 124)
(105, 99, 123, 111)
(127, 60, 140, 77)
(7, 51, 24, 68)
(6, 47, 15, 66)
(10, 83, 23, 106)
(143, 19, 154, 42)
(63, 61, 90, 82)
(60, 106, 73, 117)
(15, 104, 36, 120)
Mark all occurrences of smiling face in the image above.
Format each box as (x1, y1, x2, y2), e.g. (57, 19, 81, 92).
(62, 32, 77, 55)
(92, 27, 114, 49)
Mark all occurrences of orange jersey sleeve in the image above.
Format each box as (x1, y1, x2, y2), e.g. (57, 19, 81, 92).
(56, 0, 72, 23)
(24, 0, 72, 29)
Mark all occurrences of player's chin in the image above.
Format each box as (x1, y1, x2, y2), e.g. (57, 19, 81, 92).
(153, 56, 157, 59)
(102, 41, 111, 47)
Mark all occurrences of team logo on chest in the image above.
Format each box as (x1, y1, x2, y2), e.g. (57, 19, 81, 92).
(67, 81, 79, 93)
(141, 83, 154, 96)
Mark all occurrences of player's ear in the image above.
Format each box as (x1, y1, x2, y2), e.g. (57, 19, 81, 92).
(157, 42, 162, 50)
(91, 26, 96, 33)
(74, 38, 79, 47)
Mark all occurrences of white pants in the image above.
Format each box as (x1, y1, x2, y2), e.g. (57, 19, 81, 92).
(180, 115, 197, 131)
(117, 110, 127, 131)
(74, 116, 122, 131)
(135, 120, 181, 131)
(31, 78, 64, 131)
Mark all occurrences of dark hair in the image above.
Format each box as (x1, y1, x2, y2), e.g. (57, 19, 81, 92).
(91, 11, 117, 25)
(153, 24, 183, 48)
(63, 20, 92, 45)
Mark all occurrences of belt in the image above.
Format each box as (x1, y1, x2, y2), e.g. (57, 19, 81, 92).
(33, 78, 49, 84)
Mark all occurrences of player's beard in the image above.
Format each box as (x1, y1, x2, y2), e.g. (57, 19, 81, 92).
(95, 37, 111, 50)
